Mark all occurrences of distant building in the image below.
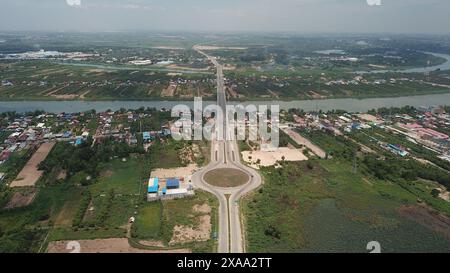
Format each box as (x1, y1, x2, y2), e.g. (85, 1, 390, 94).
(142, 132, 151, 143)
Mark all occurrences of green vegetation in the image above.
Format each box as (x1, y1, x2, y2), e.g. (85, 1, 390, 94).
(245, 159, 450, 253)
(204, 168, 249, 188)
(131, 202, 162, 239)
(90, 159, 142, 196)
(144, 138, 187, 169)
(130, 191, 218, 253)
(245, 129, 450, 252)
(0, 135, 218, 252)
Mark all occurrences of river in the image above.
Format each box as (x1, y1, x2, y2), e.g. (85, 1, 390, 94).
(355, 52, 450, 74)
(1, 93, 450, 113)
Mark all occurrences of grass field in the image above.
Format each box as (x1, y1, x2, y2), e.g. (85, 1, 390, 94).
(204, 168, 249, 188)
(90, 158, 142, 196)
(244, 159, 450, 253)
(132, 202, 162, 239)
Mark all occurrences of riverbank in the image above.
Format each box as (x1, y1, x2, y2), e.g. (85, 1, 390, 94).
(1, 87, 449, 103)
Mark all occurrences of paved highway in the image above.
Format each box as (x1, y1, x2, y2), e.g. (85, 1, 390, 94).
(192, 46, 262, 253)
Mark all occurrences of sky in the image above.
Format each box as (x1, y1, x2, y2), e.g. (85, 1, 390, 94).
(0, 0, 449, 34)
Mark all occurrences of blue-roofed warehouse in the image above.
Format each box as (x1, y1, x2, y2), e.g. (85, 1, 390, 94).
(166, 178, 180, 189)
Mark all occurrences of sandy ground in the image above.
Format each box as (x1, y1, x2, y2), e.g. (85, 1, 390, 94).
(151, 164, 198, 178)
(161, 83, 177, 97)
(47, 238, 191, 253)
(138, 240, 166, 248)
(438, 189, 450, 202)
(193, 203, 212, 214)
(281, 127, 326, 158)
(4, 188, 37, 209)
(57, 170, 67, 180)
(308, 91, 327, 99)
(10, 142, 56, 188)
(170, 203, 212, 245)
(79, 90, 91, 99)
(242, 147, 308, 169)
(51, 94, 79, 100)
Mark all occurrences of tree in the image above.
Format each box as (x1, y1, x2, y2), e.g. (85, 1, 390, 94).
(264, 225, 281, 240)
(431, 189, 441, 198)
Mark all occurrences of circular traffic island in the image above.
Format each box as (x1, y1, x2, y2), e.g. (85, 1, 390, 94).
(204, 168, 250, 188)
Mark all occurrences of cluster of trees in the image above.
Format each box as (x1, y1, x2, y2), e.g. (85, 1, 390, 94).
(72, 189, 115, 229)
(368, 105, 417, 116)
(73, 190, 91, 227)
(39, 138, 143, 184)
(306, 129, 450, 190)
(95, 189, 115, 227)
(301, 130, 359, 160)
(363, 155, 450, 189)
(0, 228, 43, 253)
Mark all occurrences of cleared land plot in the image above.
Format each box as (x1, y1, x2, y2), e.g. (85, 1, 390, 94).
(242, 147, 308, 169)
(169, 204, 212, 246)
(3, 188, 37, 209)
(281, 128, 326, 158)
(151, 164, 198, 178)
(161, 83, 177, 97)
(204, 168, 249, 188)
(170, 214, 211, 245)
(90, 158, 142, 196)
(10, 142, 56, 187)
(47, 238, 190, 253)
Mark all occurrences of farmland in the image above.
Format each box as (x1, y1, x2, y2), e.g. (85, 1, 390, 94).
(2, 33, 450, 101)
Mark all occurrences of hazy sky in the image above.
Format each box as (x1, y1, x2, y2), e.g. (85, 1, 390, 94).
(1, 0, 449, 34)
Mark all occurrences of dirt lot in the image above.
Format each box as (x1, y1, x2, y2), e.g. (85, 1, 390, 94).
(10, 142, 56, 188)
(170, 203, 212, 245)
(151, 164, 198, 178)
(281, 128, 326, 158)
(241, 147, 308, 169)
(161, 83, 177, 97)
(3, 188, 37, 209)
(397, 204, 450, 241)
(438, 188, 450, 202)
(47, 238, 191, 253)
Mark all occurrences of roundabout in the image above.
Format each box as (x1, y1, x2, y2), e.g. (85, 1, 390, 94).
(192, 46, 262, 253)
(203, 168, 250, 188)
